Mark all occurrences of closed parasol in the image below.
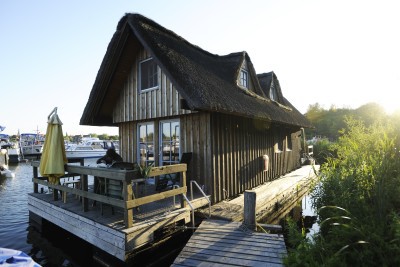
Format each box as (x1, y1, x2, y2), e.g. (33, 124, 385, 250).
(39, 107, 67, 184)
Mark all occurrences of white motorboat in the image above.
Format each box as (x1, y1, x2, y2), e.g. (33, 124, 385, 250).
(0, 134, 21, 163)
(19, 133, 45, 159)
(0, 247, 40, 266)
(65, 137, 118, 159)
(0, 149, 14, 178)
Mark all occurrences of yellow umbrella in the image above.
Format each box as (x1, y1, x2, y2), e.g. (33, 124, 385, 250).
(39, 107, 67, 185)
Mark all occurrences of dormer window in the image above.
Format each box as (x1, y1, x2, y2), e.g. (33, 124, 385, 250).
(240, 69, 248, 89)
(139, 58, 158, 92)
(270, 81, 278, 101)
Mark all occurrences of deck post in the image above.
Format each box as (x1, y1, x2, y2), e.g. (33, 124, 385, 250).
(181, 171, 187, 208)
(243, 190, 256, 230)
(33, 165, 39, 193)
(123, 180, 133, 228)
(82, 174, 88, 212)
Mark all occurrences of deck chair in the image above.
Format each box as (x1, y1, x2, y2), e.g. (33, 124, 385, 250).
(101, 162, 136, 215)
(156, 152, 192, 192)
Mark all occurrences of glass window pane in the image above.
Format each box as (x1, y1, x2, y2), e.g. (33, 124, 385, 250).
(172, 122, 179, 139)
(138, 123, 154, 166)
(147, 124, 154, 142)
(162, 123, 171, 141)
(140, 58, 158, 90)
(140, 125, 146, 142)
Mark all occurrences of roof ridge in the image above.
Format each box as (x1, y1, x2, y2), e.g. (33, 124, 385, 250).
(126, 13, 234, 59)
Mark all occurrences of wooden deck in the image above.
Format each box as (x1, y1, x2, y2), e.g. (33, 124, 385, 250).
(28, 161, 210, 262)
(29, 190, 192, 260)
(200, 165, 319, 223)
(172, 219, 287, 266)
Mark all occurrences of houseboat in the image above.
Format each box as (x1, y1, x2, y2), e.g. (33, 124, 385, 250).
(80, 13, 313, 204)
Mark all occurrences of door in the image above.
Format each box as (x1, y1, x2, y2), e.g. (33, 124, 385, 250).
(160, 120, 180, 166)
(137, 123, 154, 166)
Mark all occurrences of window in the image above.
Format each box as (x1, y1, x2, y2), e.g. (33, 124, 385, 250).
(139, 58, 158, 91)
(286, 135, 293, 151)
(270, 81, 278, 101)
(274, 131, 283, 153)
(240, 69, 248, 88)
(160, 120, 180, 166)
(138, 123, 154, 166)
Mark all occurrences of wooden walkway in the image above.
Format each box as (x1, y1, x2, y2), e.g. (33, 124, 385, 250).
(198, 165, 319, 224)
(172, 219, 287, 266)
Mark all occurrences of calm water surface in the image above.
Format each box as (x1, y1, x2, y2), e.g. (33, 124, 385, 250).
(0, 159, 99, 266)
(1, 161, 35, 251)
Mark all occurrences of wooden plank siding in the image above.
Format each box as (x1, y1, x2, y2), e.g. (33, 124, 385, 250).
(119, 112, 302, 205)
(210, 113, 302, 203)
(113, 47, 191, 124)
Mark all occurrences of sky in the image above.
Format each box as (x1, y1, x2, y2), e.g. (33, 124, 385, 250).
(1, 0, 399, 136)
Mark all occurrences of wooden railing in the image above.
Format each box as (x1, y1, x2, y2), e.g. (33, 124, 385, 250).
(31, 161, 187, 228)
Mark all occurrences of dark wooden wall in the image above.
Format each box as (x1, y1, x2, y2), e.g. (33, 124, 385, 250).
(209, 113, 302, 203)
(117, 112, 302, 204)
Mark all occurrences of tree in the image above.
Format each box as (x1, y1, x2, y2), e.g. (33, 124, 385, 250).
(354, 102, 387, 126)
(305, 102, 388, 141)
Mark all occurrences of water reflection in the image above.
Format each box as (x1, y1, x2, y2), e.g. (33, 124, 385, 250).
(279, 195, 319, 241)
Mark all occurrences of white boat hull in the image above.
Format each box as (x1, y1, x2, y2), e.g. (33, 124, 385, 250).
(65, 138, 118, 159)
(65, 150, 107, 159)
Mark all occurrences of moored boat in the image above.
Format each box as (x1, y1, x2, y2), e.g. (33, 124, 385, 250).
(0, 149, 14, 178)
(1, 134, 22, 163)
(19, 133, 44, 159)
(65, 137, 118, 159)
(0, 247, 40, 266)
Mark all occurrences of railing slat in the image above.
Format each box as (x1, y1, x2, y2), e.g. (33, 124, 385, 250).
(126, 186, 187, 209)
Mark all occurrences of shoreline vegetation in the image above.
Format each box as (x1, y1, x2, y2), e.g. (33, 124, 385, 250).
(284, 112, 400, 265)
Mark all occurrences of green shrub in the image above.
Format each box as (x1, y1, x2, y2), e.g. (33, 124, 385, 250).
(311, 138, 334, 164)
(285, 117, 400, 266)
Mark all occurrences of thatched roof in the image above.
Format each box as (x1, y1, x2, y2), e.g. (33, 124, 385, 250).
(80, 13, 312, 128)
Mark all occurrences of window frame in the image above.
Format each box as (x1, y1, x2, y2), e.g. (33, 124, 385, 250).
(137, 122, 155, 166)
(240, 69, 249, 89)
(159, 119, 180, 166)
(286, 134, 293, 151)
(270, 86, 278, 101)
(138, 57, 159, 93)
(274, 131, 283, 154)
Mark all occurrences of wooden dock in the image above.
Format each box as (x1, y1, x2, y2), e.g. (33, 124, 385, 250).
(172, 219, 287, 266)
(198, 165, 319, 224)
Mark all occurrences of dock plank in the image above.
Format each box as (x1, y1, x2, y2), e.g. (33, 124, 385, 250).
(171, 219, 287, 266)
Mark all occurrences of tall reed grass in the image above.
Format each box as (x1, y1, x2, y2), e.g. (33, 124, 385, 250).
(284, 117, 400, 266)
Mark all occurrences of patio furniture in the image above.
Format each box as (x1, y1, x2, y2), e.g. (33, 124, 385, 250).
(156, 152, 192, 192)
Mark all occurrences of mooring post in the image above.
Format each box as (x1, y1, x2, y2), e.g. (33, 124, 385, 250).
(33, 165, 39, 193)
(244, 190, 257, 230)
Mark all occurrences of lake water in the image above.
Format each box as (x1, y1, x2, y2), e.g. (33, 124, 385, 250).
(1, 161, 36, 252)
(279, 194, 319, 240)
(0, 159, 101, 266)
